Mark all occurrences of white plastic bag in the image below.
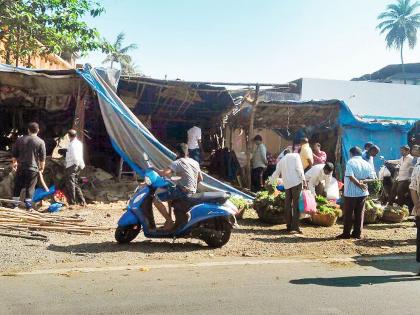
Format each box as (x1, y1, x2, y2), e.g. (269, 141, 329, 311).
(326, 177, 340, 200)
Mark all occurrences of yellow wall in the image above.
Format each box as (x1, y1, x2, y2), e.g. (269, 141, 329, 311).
(227, 127, 292, 156)
(0, 41, 73, 70)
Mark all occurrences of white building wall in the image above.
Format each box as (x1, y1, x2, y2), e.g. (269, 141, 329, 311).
(300, 78, 420, 118)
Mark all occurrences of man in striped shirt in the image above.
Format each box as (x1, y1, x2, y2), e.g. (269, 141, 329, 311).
(337, 146, 375, 240)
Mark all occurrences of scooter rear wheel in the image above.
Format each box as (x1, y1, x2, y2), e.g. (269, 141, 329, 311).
(203, 218, 232, 248)
(115, 225, 140, 244)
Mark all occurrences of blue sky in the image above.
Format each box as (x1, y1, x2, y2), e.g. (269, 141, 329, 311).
(80, 0, 420, 83)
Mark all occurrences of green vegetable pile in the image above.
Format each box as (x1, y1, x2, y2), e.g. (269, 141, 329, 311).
(229, 196, 252, 212)
(253, 190, 286, 214)
(383, 204, 410, 217)
(315, 195, 342, 218)
(365, 199, 384, 216)
(367, 180, 383, 198)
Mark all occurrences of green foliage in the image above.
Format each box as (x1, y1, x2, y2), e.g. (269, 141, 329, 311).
(0, 0, 109, 66)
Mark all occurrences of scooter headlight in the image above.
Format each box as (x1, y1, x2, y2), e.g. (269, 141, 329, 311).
(144, 176, 152, 186)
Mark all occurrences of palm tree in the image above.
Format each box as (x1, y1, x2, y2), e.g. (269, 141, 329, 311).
(377, 0, 420, 84)
(121, 60, 141, 75)
(102, 32, 138, 69)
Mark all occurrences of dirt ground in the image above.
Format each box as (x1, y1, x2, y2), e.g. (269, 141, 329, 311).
(0, 201, 416, 273)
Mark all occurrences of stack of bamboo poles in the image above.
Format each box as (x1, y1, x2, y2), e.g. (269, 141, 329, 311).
(0, 206, 110, 239)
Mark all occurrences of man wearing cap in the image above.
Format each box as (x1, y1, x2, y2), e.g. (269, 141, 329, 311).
(251, 135, 267, 192)
(65, 129, 86, 206)
(388, 145, 414, 206)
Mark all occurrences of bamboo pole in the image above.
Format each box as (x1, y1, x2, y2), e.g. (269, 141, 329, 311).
(246, 85, 260, 189)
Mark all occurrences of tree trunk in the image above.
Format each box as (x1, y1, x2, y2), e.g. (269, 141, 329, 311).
(15, 26, 21, 67)
(110, 60, 114, 69)
(400, 43, 406, 84)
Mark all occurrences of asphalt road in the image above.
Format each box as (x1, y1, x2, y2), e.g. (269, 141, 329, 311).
(1, 257, 419, 315)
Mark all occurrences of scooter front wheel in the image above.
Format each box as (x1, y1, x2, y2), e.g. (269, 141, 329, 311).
(115, 225, 140, 244)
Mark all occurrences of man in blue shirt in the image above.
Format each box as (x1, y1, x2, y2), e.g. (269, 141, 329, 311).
(337, 146, 375, 239)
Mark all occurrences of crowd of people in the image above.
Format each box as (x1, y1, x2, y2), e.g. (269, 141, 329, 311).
(251, 134, 420, 240)
(8, 122, 420, 271)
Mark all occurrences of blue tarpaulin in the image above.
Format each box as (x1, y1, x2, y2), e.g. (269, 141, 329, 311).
(77, 66, 253, 200)
(338, 100, 416, 171)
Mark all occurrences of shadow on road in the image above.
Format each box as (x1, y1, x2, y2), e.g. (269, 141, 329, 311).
(47, 240, 209, 254)
(290, 274, 419, 287)
(291, 253, 419, 287)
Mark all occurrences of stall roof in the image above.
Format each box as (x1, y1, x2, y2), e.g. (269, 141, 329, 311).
(228, 98, 417, 131)
(117, 76, 239, 124)
(228, 99, 341, 131)
(0, 64, 83, 96)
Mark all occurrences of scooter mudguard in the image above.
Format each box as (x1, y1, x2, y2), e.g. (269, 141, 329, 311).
(176, 203, 235, 235)
(118, 210, 139, 227)
(118, 185, 150, 227)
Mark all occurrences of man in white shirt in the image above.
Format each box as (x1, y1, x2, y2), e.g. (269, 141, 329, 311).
(187, 125, 203, 164)
(270, 149, 306, 234)
(65, 129, 86, 206)
(305, 162, 334, 197)
(388, 145, 414, 206)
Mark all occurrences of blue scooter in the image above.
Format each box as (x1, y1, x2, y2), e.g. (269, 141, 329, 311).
(115, 154, 236, 248)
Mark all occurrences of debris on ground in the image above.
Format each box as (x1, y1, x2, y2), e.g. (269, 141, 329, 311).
(0, 155, 138, 204)
(0, 206, 111, 235)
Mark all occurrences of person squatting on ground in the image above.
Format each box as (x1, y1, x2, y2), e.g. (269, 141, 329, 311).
(65, 129, 86, 206)
(11, 122, 46, 210)
(388, 145, 414, 206)
(154, 143, 203, 231)
(337, 146, 375, 240)
(270, 149, 306, 234)
(251, 135, 267, 192)
(305, 162, 334, 197)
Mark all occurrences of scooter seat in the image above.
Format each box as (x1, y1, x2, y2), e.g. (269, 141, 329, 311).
(186, 192, 230, 206)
